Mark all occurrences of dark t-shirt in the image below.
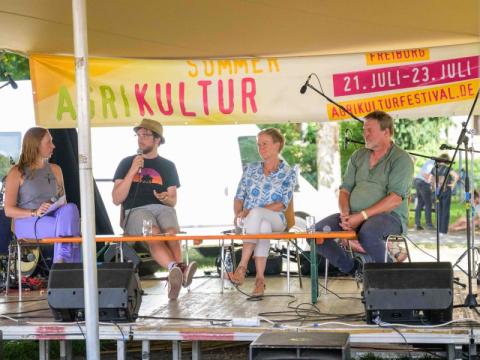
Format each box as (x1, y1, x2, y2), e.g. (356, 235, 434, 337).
(113, 155, 180, 210)
(431, 164, 453, 189)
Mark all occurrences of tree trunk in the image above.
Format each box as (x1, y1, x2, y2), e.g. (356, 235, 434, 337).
(316, 122, 341, 194)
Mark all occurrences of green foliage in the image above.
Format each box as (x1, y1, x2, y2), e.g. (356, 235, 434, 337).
(408, 196, 465, 230)
(259, 123, 319, 188)
(393, 117, 452, 152)
(0, 154, 12, 179)
(238, 136, 261, 166)
(339, 120, 364, 176)
(339, 117, 452, 176)
(0, 52, 29, 81)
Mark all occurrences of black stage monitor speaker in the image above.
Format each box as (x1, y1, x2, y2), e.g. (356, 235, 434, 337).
(250, 331, 350, 359)
(363, 262, 453, 325)
(48, 262, 142, 322)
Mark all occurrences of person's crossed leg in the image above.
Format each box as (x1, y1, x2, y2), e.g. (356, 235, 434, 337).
(124, 204, 197, 300)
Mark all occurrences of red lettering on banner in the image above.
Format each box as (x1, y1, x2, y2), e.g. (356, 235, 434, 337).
(133, 78, 258, 118)
(135, 84, 154, 116)
(219, 79, 234, 114)
(242, 77, 257, 113)
(179, 82, 196, 116)
(197, 80, 212, 115)
(155, 83, 174, 115)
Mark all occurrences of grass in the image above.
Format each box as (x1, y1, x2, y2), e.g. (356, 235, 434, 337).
(184, 246, 217, 268)
(408, 195, 465, 230)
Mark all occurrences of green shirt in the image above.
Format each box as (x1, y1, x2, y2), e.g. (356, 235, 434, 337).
(341, 143, 414, 233)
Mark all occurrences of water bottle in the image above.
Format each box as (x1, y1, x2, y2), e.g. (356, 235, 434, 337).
(224, 247, 234, 289)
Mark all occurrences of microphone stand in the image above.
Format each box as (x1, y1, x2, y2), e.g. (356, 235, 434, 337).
(303, 81, 364, 124)
(439, 89, 480, 308)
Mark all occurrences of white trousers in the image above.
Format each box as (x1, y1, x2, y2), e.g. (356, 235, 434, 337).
(243, 207, 286, 257)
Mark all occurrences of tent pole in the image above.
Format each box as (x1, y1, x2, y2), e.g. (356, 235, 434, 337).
(72, 0, 100, 359)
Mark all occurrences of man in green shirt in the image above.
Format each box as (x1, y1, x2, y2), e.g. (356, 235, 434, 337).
(315, 110, 414, 275)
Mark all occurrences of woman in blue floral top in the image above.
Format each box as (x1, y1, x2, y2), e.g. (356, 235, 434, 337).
(231, 128, 297, 296)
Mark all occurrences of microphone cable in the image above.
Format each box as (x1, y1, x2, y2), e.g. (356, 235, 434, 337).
(122, 161, 143, 237)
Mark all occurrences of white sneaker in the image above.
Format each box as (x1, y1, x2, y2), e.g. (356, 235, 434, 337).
(179, 261, 197, 288)
(167, 266, 183, 300)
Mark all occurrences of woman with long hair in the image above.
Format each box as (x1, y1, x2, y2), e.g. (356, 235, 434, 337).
(4, 127, 80, 263)
(231, 128, 297, 296)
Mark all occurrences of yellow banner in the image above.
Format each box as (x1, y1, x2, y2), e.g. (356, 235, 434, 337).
(29, 43, 480, 128)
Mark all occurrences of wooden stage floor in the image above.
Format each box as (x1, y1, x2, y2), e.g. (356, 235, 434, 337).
(0, 270, 479, 350)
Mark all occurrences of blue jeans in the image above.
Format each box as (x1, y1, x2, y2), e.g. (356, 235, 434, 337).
(314, 213, 402, 274)
(414, 179, 433, 227)
(438, 188, 452, 234)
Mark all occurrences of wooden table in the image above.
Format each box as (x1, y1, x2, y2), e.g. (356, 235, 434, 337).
(42, 231, 356, 303)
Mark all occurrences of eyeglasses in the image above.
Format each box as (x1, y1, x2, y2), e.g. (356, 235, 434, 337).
(135, 132, 154, 138)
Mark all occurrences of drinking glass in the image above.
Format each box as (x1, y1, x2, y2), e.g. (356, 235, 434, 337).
(305, 216, 316, 233)
(236, 217, 246, 235)
(142, 219, 153, 236)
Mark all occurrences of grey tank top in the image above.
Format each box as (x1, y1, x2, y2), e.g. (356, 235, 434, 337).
(17, 163, 57, 210)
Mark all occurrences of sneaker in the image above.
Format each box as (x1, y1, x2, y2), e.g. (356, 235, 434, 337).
(415, 225, 424, 231)
(167, 266, 183, 300)
(426, 225, 435, 230)
(178, 261, 198, 288)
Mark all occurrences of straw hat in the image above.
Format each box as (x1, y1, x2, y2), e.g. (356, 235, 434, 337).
(133, 118, 165, 144)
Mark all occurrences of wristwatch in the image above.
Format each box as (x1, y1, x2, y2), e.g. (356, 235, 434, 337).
(30, 209, 36, 217)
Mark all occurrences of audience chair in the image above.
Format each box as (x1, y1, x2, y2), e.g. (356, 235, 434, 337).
(322, 233, 411, 294)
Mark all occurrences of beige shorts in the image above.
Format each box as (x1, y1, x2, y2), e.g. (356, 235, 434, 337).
(123, 204, 180, 235)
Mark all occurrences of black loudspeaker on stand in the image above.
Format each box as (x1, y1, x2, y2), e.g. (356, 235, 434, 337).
(363, 262, 453, 325)
(47, 263, 143, 322)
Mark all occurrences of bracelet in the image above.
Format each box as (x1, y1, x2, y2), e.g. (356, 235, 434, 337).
(361, 210, 369, 220)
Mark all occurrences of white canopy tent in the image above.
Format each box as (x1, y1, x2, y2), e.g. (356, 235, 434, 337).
(0, 0, 479, 59)
(0, 1, 479, 359)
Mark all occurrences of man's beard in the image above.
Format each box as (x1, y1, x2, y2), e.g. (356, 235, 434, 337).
(142, 145, 155, 154)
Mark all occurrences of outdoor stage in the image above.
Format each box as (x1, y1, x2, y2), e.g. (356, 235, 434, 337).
(0, 270, 479, 359)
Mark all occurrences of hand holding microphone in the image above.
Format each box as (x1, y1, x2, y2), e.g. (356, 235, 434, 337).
(130, 148, 144, 176)
(136, 148, 144, 174)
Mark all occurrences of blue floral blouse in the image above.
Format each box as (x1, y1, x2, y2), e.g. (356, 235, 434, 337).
(235, 161, 297, 218)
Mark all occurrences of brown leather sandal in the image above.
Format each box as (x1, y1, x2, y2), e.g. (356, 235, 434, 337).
(251, 278, 265, 297)
(230, 265, 247, 285)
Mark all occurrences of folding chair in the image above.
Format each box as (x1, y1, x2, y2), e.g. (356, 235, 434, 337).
(323, 234, 411, 294)
(284, 199, 304, 292)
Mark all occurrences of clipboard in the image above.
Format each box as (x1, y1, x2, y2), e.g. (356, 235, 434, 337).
(41, 195, 67, 217)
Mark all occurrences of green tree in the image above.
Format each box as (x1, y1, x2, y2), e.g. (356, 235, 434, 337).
(339, 117, 452, 176)
(259, 123, 319, 188)
(0, 154, 12, 179)
(0, 52, 29, 81)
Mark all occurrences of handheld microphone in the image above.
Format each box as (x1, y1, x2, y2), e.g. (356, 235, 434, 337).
(300, 74, 313, 94)
(6, 74, 18, 89)
(137, 148, 143, 174)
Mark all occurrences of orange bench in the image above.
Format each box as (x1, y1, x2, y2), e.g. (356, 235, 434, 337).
(40, 231, 356, 303)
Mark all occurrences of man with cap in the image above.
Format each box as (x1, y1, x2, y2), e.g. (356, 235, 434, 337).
(112, 118, 197, 300)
